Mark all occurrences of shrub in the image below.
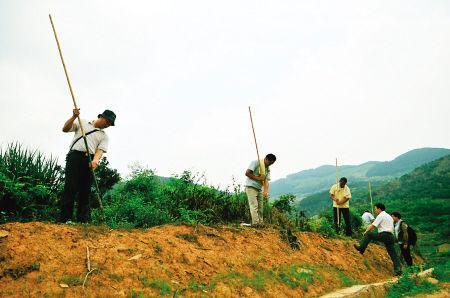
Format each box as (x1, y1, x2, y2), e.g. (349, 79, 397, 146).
(0, 143, 121, 223)
(0, 143, 62, 222)
(93, 169, 250, 227)
(273, 194, 296, 214)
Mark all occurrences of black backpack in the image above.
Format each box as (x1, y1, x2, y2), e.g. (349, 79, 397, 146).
(407, 226, 418, 245)
(399, 221, 417, 245)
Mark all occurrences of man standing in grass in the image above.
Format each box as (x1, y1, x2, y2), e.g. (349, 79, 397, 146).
(244, 154, 276, 226)
(329, 177, 352, 236)
(60, 108, 116, 223)
(391, 212, 413, 267)
(354, 203, 402, 276)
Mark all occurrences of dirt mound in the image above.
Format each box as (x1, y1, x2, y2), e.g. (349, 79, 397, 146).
(0, 222, 407, 297)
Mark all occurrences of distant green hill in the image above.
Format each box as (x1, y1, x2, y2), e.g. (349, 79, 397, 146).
(366, 148, 450, 177)
(270, 148, 450, 199)
(298, 155, 450, 242)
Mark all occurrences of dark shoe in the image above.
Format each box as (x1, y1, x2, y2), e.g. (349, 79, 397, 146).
(353, 244, 363, 254)
(394, 271, 402, 277)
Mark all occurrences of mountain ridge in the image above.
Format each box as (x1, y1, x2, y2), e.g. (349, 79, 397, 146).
(271, 147, 450, 198)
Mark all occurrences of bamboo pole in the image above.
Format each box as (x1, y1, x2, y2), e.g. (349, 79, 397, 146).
(335, 158, 340, 227)
(368, 180, 374, 215)
(248, 107, 269, 223)
(49, 14, 103, 211)
(248, 107, 264, 176)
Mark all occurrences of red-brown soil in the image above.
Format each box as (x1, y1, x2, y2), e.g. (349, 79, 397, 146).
(0, 222, 410, 297)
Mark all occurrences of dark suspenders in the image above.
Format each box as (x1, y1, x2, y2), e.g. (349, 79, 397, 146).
(69, 129, 100, 151)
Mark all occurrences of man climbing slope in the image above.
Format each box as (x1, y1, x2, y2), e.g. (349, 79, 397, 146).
(354, 203, 402, 276)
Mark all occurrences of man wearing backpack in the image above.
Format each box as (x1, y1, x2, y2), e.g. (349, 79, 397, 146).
(391, 212, 414, 266)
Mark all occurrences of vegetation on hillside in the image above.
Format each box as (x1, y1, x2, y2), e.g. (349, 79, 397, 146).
(367, 147, 450, 177)
(1, 142, 449, 295)
(270, 147, 450, 198)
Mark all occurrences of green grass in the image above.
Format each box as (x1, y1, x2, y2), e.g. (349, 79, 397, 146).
(212, 264, 317, 292)
(431, 251, 450, 283)
(246, 255, 265, 270)
(130, 289, 147, 298)
(149, 279, 172, 296)
(387, 269, 440, 298)
(433, 262, 450, 283)
(338, 272, 358, 287)
(276, 264, 315, 291)
(59, 275, 82, 286)
(363, 259, 370, 269)
(214, 269, 273, 292)
(139, 277, 172, 296)
(153, 243, 162, 254)
(188, 279, 209, 292)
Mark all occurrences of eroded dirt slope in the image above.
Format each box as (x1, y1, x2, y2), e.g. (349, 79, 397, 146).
(0, 222, 402, 297)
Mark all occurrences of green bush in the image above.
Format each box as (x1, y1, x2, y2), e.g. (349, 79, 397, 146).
(273, 194, 296, 214)
(309, 216, 336, 237)
(90, 157, 120, 208)
(0, 143, 62, 222)
(92, 169, 250, 228)
(0, 142, 120, 223)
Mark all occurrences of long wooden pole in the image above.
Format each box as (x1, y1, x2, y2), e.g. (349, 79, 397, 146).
(335, 158, 340, 227)
(248, 107, 265, 179)
(49, 14, 103, 211)
(368, 180, 374, 215)
(248, 106, 268, 224)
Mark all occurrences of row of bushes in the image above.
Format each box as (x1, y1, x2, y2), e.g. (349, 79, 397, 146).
(0, 143, 252, 227)
(0, 142, 362, 239)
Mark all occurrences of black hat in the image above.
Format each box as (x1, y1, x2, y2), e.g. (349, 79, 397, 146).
(98, 110, 116, 126)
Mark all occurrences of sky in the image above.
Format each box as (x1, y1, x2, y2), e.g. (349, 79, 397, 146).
(1, 1, 449, 189)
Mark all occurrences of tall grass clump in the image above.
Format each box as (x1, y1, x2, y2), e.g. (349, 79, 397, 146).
(0, 142, 63, 222)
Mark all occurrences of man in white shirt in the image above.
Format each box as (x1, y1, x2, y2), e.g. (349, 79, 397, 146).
(354, 203, 402, 276)
(361, 210, 375, 226)
(60, 108, 116, 223)
(244, 154, 276, 225)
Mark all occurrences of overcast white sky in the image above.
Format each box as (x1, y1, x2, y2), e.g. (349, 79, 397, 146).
(1, 1, 449, 188)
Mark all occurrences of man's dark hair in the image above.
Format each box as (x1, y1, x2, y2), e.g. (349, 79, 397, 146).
(339, 177, 347, 183)
(266, 154, 276, 162)
(391, 211, 401, 219)
(375, 203, 385, 211)
(364, 210, 370, 213)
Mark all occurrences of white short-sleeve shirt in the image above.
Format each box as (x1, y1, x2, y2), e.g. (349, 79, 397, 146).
(362, 212, 375, 224)
(372, 211, 394, 234)
(68, 119, 108, 154)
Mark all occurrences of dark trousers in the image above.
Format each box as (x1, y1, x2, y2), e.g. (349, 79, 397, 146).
(359, 232, 402, 274)
(333, 207, 352, 236)
(400, 244, 413, 266)
(60, 151, 93, 223)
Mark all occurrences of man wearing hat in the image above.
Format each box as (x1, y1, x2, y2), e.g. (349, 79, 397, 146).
(60, 108, 116, 223)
